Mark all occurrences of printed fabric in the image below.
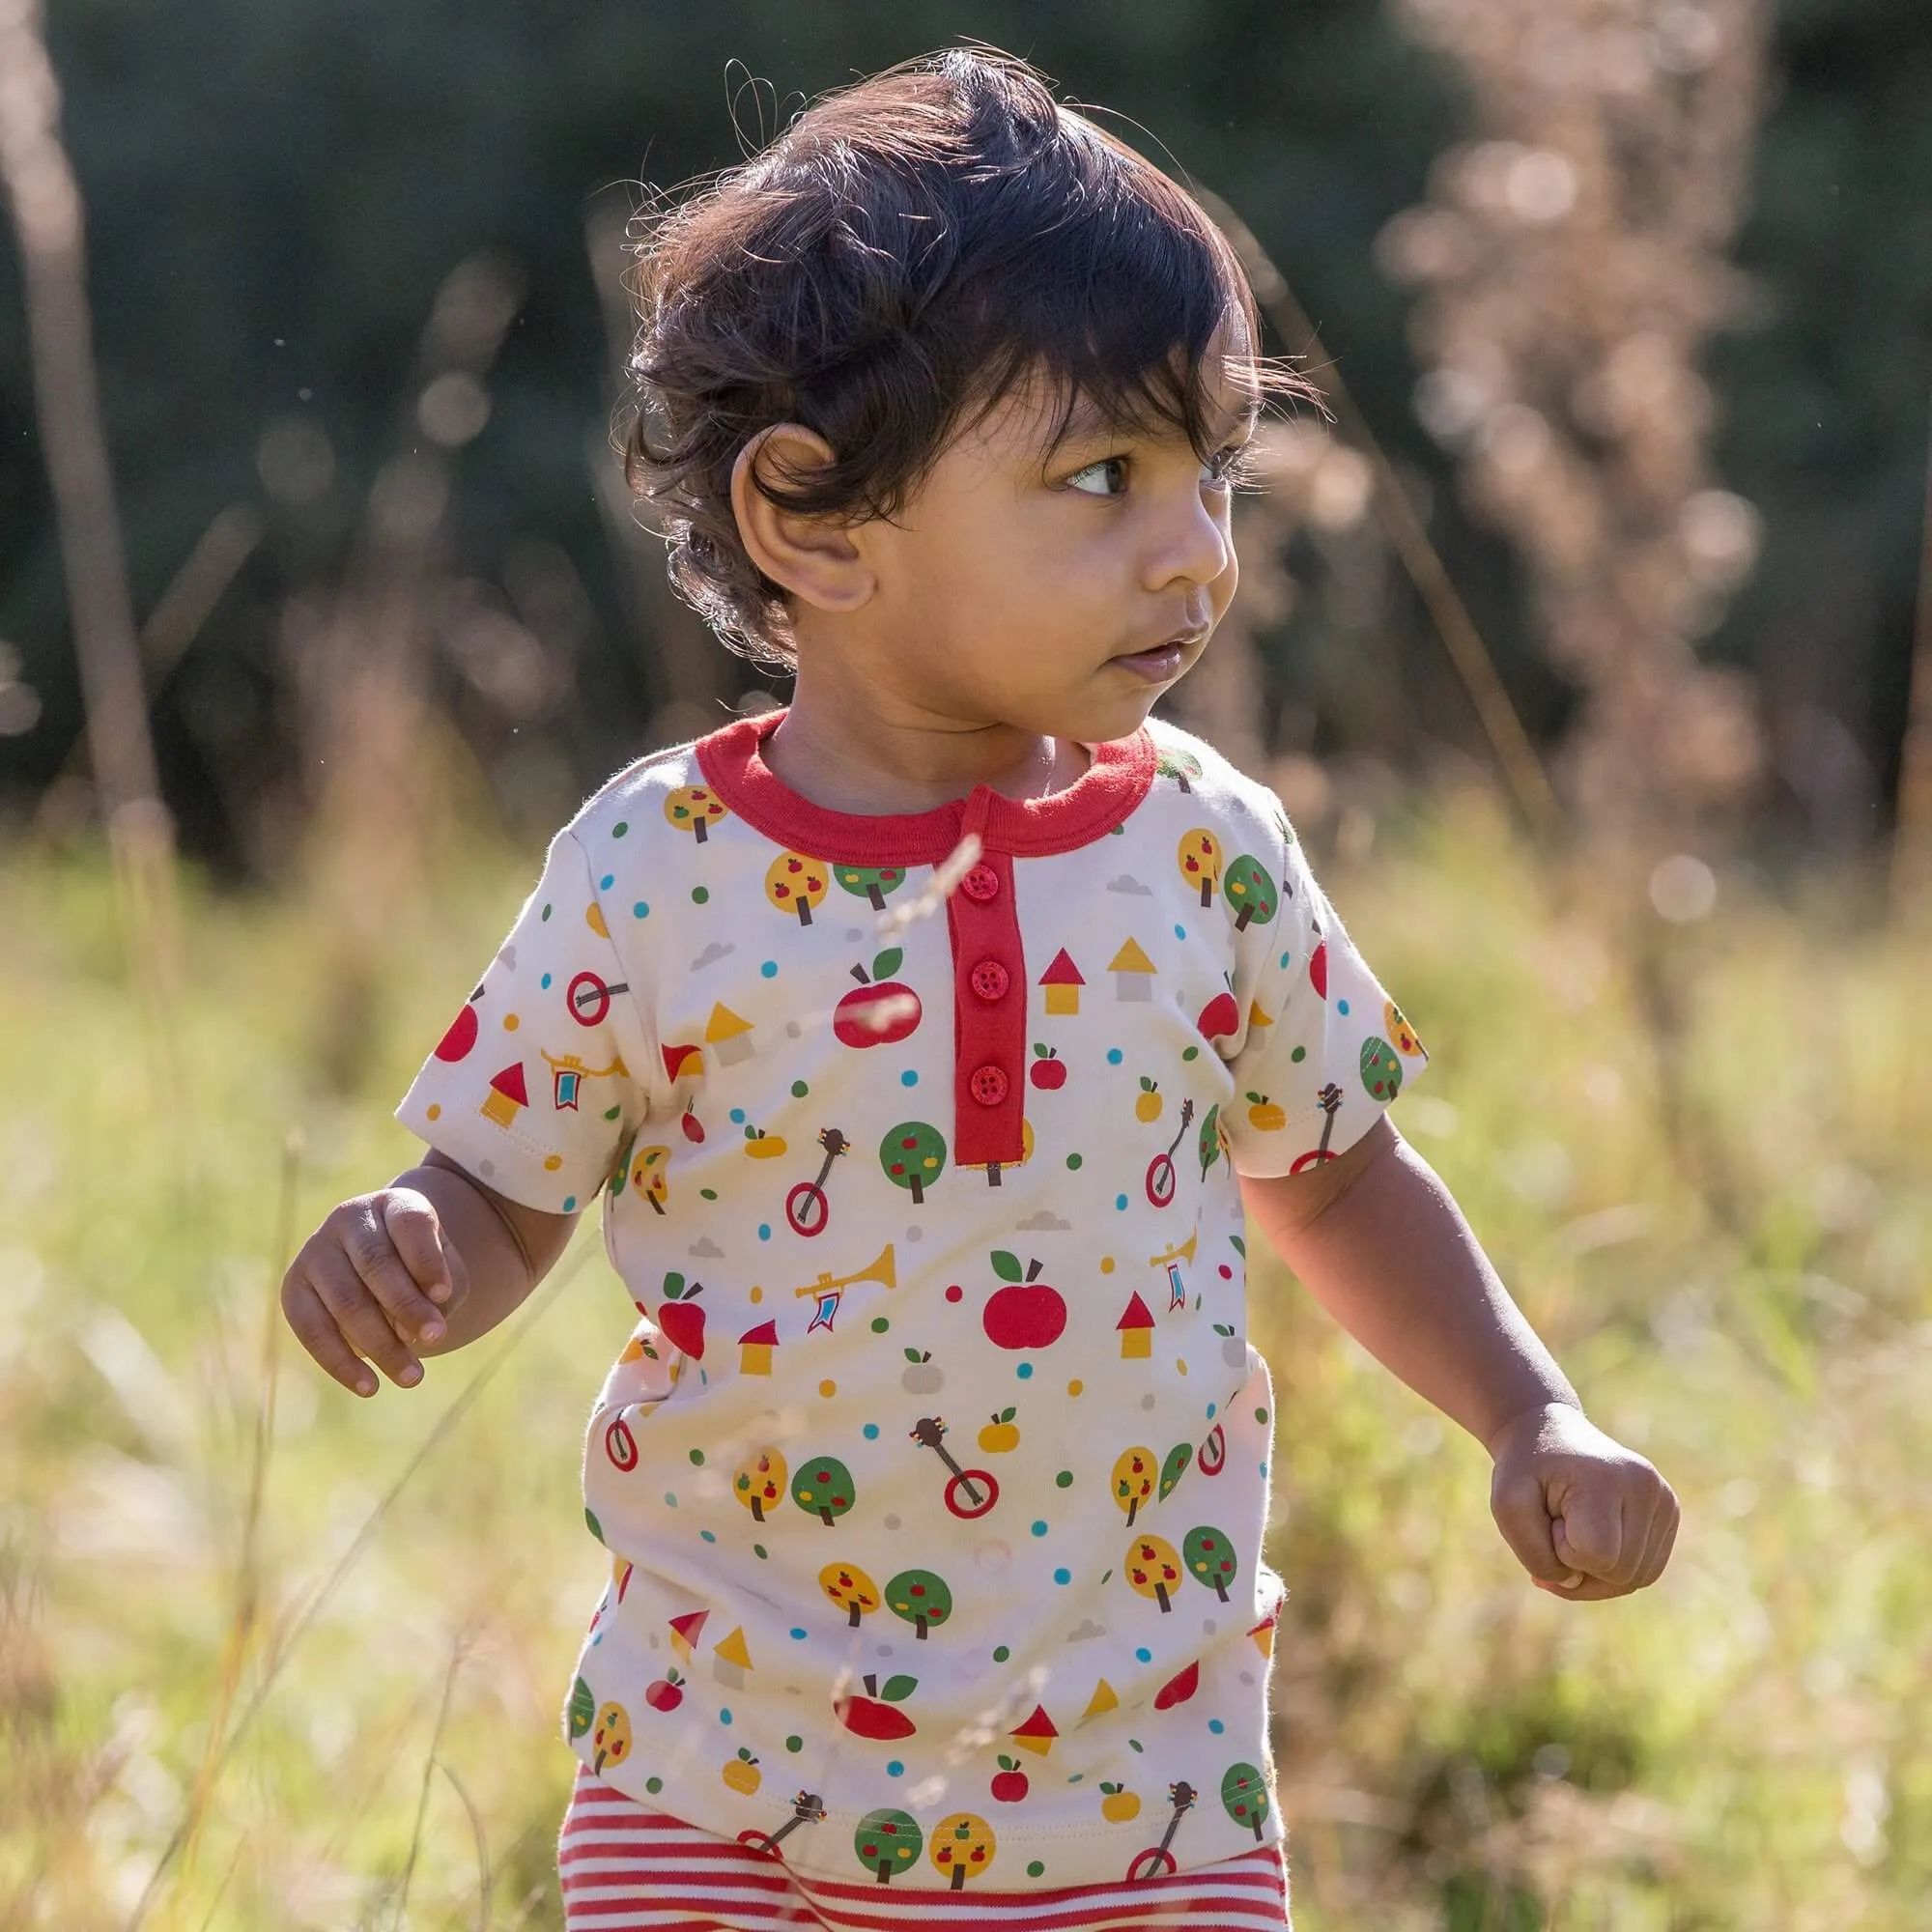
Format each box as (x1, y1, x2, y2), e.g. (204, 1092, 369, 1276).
(396, 708, 1424, 1895)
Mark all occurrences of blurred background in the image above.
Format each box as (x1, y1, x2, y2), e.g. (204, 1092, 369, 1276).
(3, 1, 1929, 1927)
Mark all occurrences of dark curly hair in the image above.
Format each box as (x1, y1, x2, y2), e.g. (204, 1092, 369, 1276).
(621, 46, 1307, 670)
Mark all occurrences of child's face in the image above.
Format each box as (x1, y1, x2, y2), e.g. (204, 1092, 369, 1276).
(838, 346, 1256, 747)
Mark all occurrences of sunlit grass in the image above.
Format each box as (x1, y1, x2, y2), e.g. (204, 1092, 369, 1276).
(3, 791, 1927, 1928)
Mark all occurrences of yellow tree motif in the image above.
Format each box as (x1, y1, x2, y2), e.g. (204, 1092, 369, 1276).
(592, 1700, 632, 1774)
(929, 1811, 998, 1890)
(1111, 1446, 1158, 1527)
(1124, 1533, 1183, 1612)
(629, 1144, 670, 1214)
(764, 851, 828, 926)
(733, 1448, 787, 1522)
(1178, 829, 1223, 908)
(819, 1559, 881, 1628)
(664, 783, 727, 843)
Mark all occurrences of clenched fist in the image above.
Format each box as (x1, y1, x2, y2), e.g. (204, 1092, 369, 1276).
(1487, 1403, 1679, 1601)
(281, 1188, 469, 1397)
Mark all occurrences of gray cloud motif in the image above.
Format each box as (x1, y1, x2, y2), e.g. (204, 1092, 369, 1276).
(1065, 1618, 1107, 1643)
(690, 941, 735, 970)
(1106, 873, 1151, 895)
(688, 1236, 724, 1259)
(1015, 1209, 1070, 1232)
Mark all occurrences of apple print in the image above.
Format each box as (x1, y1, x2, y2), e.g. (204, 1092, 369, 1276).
(643, 1669, 685, 1713)
(1152, 1660, 1199, 1710)
(1309, 940, 1328, 999)
(834, 948, 923, 1049)
(982, 1251, 1067, 1350)
(1029, 1043, 1065, 1091)
(1197, 981, 1240, 1042)
(680, 1103, 705, 1145)
(654, 1273, 705, 1358)
(990, 1754, 1030, 1803)
(835, 1672, 919, 1741)
(900, 1348, 944, 1395)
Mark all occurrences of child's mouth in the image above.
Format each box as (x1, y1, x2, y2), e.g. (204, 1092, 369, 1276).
(1112, 640, 1188, 682)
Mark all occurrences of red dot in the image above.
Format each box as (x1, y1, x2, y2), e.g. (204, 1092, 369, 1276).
(1219, 1264, 1233, 1279)
(945, 1284, 963, 1303)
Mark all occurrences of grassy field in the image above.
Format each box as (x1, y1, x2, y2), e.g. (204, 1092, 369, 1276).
(3, 790, 1928, 1930)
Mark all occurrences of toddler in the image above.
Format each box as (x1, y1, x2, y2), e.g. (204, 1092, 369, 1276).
(282, 48, 1677, 1930)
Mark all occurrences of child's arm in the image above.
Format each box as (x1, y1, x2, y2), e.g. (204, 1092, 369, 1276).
(1241, 1118, 1678, 1601)
(281, 1149, 578, 1398)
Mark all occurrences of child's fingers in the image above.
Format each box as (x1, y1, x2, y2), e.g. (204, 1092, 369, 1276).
(1631, 1488, 1681, 1590)
(340, 1206, 446, 1349)
(307, 1246, 425, 1387)
(1550, 1486, 1627, 1583)
(1490, 1470, 1583, 1590)
(282, 1273, 382, 1398)
(382, 1192, 458, 1308)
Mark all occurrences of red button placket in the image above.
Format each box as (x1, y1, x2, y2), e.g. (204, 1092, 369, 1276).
(948, 842, 1027, 1168)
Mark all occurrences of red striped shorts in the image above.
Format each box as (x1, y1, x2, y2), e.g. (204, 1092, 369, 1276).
(557, 1766, 1291, 1930)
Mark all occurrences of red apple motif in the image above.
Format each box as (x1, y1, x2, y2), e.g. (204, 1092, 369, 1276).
(644, 1669, 685, 1712)
(982, 1251, 1067, 1350)
(990, 1754, 1030, 1803)
(680, 1103, 705, 1144)
(834, 949, 922, 1048)
(1152, 1661, 1200, 1711)
(835, 1672, 918, 1741)
(1308, 942, 1328, 1000)
(1029, 1043, 1066, 1090)
(655, 1273, 705, 1359)
(1197, 990, 1240, 1041)
(434, 999, 479, 1063)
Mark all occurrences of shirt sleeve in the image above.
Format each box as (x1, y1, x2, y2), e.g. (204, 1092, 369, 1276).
(394, 827, 654, 1213)
(1218, 797, 1427, 1179)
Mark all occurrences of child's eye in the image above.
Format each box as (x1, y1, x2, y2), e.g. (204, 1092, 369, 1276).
(1066, 455, 1130, 497)
(1203, 442, 1251, 490)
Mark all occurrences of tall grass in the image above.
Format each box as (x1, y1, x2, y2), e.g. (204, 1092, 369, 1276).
(2, 789, 1927, 1928)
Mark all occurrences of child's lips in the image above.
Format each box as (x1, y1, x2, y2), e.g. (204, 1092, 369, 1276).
(1112, 632, 1202, 681)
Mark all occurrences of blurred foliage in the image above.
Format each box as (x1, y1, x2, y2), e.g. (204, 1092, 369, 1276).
(4, 796, 1929, 1927)
(0, 0, 1927, 864)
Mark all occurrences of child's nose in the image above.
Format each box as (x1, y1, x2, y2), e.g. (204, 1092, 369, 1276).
(1145, 488, 1233, 592)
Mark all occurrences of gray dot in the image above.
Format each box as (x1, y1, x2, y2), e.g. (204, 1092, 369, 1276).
(845, 927, 866, 943)
(1203, 1619, 1217, 1635)
(1238, 1669, 1256, 1686)
(905, 1226, 923, 1243)
(479, 1160, 496, 1179)
(647, 1633, 660, 1648)
(875, 1643, 895, 1657)
(785, 1020, 804, 1038)
(882, 1514, 901, 1531)
(1141, 1393, 1156, 1410)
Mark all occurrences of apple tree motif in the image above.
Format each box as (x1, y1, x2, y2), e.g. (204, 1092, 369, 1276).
(1157, 1442, 1193, 1503)
(854, 1807, 923, 1882)
(792, 1454, 857, 1526)
(1125, 1533, 1183, 1612)
(764, 850, 827, 926)
(1198, 1101, 1223, 1182)
(929, 1811, 998, 1890)
(1222, 854, 1279, 929)
(1111, 1445, 1158, 1527)
(836, 863, 908, 913)
(880, 1121, 947, 1206)
(1360, 1036, 1404, 1102)
(1157, 749, 1203, 792)
(591, 1699, 632, 1773)
(1222, 1761, 1271, 1840)
(733, 1447, 787, 1521)
(1384, 998, 1424, 1057)
(1182, 1525, 1237, 1602)
(664, 783, 726, 843)
(629, 1143, 671, 1214)
(1178, 829, 1223, 908)
(567, 1674, 594, 1741)
(885, 1568, 953, 1639)
(819, 1559, 881, 1627)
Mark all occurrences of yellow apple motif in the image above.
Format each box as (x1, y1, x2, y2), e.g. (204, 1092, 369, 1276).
(1135, 1077, 1162, 1123)
(1099, 1782, 1141, 1822)
(1244, 1092, 1286, 1133)
(722, 1747, 761, 1795)
(744, 1126, 788, 1159)
(977, 1407, 1020, 1454)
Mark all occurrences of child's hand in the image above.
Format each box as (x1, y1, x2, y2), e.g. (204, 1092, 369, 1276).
(281, 1189, 469, 1397)
(1486, 1403, 1679, 1601)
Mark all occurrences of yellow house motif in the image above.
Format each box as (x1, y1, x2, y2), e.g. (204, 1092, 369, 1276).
(1108, 938, 1156, 1002)
(738, 1320, 778, 1375)
(705, 1003, 756, 1066)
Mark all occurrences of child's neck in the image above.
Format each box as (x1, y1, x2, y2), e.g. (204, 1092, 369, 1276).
(762, 684, 1090, 818)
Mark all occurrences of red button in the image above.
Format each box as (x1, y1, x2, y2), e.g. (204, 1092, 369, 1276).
(960, 864, 1000, 903)
(969, 958, 1010, 1002)
(968, 1064, 1010, 1106)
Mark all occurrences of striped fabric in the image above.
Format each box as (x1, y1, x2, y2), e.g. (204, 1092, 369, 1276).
(558, 1768, 1291, 1931)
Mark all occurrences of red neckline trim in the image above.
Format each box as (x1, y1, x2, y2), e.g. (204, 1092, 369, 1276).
(694, 708, 1155, 863)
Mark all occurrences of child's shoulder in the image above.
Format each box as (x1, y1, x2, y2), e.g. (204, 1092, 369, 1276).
(1141, 716, 1292, 848)
(554, 736, 714, 850)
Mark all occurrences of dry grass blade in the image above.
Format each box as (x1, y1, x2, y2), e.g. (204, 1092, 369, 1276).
(125, 1237, 594, 1931)
(434, 1759, 492, 1932)
(392, 1636, 471, 1932)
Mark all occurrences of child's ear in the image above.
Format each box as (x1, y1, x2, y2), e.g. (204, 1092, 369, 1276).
(730, 425, 875, 614)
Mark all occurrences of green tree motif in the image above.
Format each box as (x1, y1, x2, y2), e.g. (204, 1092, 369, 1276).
(1198, 1101, 1222, 1181)
(1221, 1761, 1270, 1840)
(1360, 1036, 1403, 1101)
(1158, 1442, 1193, 1503)
(855, 1807, 924, 1882)
(567, 1675, 595, 1741)
(792, 1454, 858, 1526)
(1222, 854, 1279, 930)
(880, 1121, 947, 1206)
(1183, 1524, 1237, 1602)
(885, 1568, 954, 1639)
(836, 863, 908, 912)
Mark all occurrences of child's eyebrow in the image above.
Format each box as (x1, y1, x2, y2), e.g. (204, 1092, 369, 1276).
(1052, 394, 1259, 450)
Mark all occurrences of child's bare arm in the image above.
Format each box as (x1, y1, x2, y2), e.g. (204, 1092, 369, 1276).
(281, 1148, 578, 1397)
(1241, 1119, 1678, 1600)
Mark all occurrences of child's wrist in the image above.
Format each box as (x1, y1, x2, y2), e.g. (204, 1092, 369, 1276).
(1482, 1396, 1585, 1463)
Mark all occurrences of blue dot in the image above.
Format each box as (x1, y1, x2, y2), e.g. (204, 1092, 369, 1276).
(1259, 1462, 1268, 1478)
(729, 1108, 746, 1123)
(699, 1529, 716, 1543)
(1206, 1403, 1216, 1419)
(1031, 1520, 1048, 1537)
(886, 1760, 904, 1777)
(1053, 1567, 1071, 1584)
(761, 960, 779, 979)
(721, 1708, 733, 1725)
(664, 1492, 677, 1508)
(1174, 923, 1187, 940)
(562, 1197, 577, 1213)
(1208, 1718, 1226, 1735)
(540, 972, 553, 989)
(1107, 1047, 1123, 1065)
(900, 1069, 919, 1088)
(1016, 1361, 1034, 1379)
(600, 873, 615, 891)
(863, 1423, 880, 1440)
(789, 1628, 808, 1640)
(1116, 1194, 1129, 1211)
(1278, 951, 1291, 969)
(1135, 1646, 1152, 1663)
(633, 901, 650, 919)
(1338, 998, 1350, 1015)
(757, 1224, 771, 1241)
